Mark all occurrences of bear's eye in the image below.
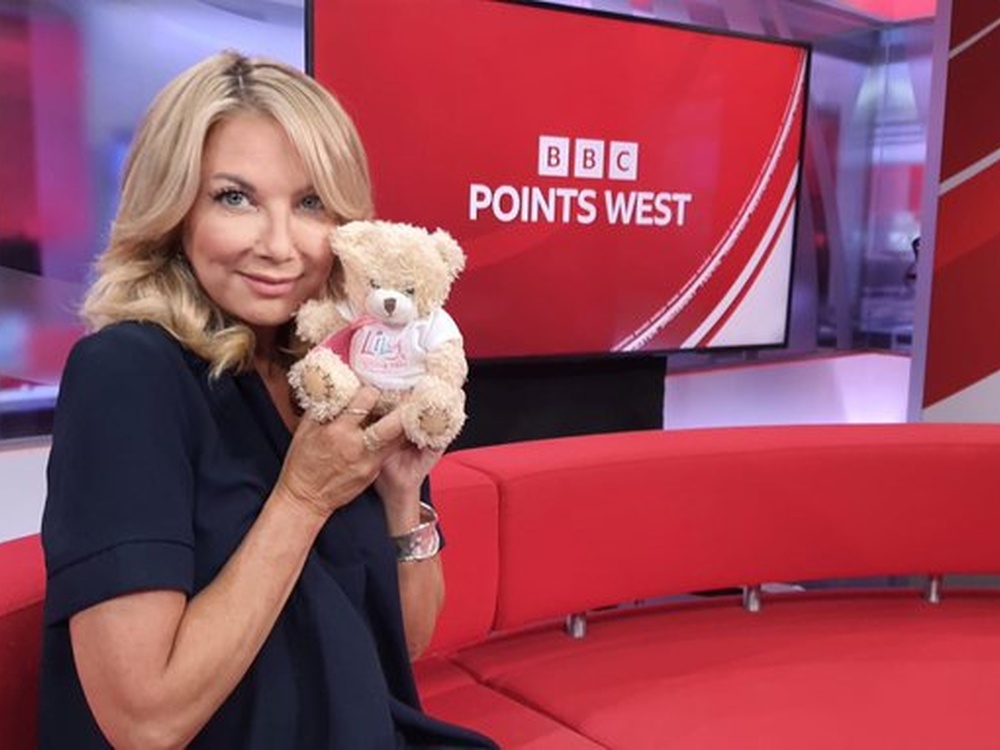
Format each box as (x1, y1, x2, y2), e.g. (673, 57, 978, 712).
(369, 279, 380, 290)
(404, 287, 416, 297)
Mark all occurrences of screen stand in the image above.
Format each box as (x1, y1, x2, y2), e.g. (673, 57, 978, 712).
(452, 356, 667, 449)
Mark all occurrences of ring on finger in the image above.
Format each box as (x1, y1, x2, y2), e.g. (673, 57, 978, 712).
(344, 407, 370, 417)
(361, 425, 382, 452)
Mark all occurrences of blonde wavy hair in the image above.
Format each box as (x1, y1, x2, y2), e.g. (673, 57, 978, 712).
(81, 50, 373, 376)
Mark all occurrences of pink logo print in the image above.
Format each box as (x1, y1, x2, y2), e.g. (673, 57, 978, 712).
(358, 330, 403, 361)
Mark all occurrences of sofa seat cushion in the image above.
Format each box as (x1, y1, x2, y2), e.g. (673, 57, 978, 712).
(447, 590, 1000, 749)
(414, 657, 603, 749)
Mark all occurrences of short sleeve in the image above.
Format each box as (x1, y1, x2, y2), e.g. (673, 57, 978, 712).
(42, 323, 199, 624)
(421, 309, 462, 351)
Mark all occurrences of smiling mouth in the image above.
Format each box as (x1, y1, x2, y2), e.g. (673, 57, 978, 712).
(242, 272, 299, 296)
(246, 273, 296, 285)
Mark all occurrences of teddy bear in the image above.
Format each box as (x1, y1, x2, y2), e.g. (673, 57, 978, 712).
(288, 220, 469, 450)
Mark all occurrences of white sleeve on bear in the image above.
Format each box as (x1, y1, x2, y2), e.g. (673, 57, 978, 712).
(335, 300, 357, 322)
(419, 308, 463, 352)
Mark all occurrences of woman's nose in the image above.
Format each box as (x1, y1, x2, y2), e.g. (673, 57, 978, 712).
(256, 212, 295, 261)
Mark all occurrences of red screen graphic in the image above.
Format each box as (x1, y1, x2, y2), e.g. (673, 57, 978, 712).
(310, 0, 809, 359)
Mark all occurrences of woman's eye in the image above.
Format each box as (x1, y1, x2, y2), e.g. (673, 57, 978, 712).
(300, 194, 325, 212)
(212, 189, 250, 208)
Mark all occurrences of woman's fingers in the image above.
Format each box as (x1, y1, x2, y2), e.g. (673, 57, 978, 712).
(362, 409, 405, 456)
(322, 387, 404, 457)
(281, 390, 412, 517)
(337, 387, 380, 426)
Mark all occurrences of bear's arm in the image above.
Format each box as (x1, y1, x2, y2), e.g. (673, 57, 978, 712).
(294, 298, 351, 344)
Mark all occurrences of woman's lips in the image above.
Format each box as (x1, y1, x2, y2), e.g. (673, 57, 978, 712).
(241, 272, 298, 298)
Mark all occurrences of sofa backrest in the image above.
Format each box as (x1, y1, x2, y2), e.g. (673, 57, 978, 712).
(424, 458, 501, 655)
(450, 424, 1000, 631)
(0, 534, 44, 749)
(9, 424, 1000, 726)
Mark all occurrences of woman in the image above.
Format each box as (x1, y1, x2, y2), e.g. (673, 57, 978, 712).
(39, 51, 497, 749)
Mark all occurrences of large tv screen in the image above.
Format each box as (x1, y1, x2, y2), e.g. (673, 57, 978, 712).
(309, 0, 810, 360)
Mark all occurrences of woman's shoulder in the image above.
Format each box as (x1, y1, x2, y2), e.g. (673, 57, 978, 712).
(69, 321, 189, 366)
(74, 320, 178, 354)
(55, 322, 212, 433)
(64, 321, 200, 385)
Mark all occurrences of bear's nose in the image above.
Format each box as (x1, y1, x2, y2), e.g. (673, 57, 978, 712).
(383, 298, 397, 314)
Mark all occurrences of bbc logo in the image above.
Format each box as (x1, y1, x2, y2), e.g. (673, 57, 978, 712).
(537, 135, 639, 181)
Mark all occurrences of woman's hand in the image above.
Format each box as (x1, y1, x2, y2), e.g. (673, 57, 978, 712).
(275, 387, 405, 519)
(375, 442, 443, 535)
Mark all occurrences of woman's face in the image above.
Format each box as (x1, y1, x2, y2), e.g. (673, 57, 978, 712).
(182, 111, 335, 347)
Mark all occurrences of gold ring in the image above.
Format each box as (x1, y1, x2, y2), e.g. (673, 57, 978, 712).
(361, 425, 382, 452)
(344, 407, 370, 417)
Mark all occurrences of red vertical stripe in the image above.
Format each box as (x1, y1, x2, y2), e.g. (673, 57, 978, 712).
(924, 235, 1000, 405)
(923, 2, 1000, 407)
(939, 26, 1000, 179)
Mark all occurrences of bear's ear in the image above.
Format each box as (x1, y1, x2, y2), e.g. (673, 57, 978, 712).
(431, 229, 466, 281)
(330, 220, 379, 269)
(328, 226, 348, 261)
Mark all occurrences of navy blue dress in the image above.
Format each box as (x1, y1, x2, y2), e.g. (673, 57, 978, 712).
(39, 322, 496, 749)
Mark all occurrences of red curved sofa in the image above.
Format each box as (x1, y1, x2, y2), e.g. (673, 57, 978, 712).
(5, 423, 1000, 748)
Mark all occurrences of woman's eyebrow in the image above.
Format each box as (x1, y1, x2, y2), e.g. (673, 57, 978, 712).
(210, 174, 317, 198)
(210, 173, 256, 192)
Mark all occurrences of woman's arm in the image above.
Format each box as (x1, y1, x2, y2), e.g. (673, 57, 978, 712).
(397, 555, 446, 660)
(375, 448, 447, 660)
(71, 488, 325, 750)
(70, 390, 401, 750)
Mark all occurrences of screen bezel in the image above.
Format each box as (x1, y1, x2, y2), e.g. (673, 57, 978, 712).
(304, 0, 813, 365)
